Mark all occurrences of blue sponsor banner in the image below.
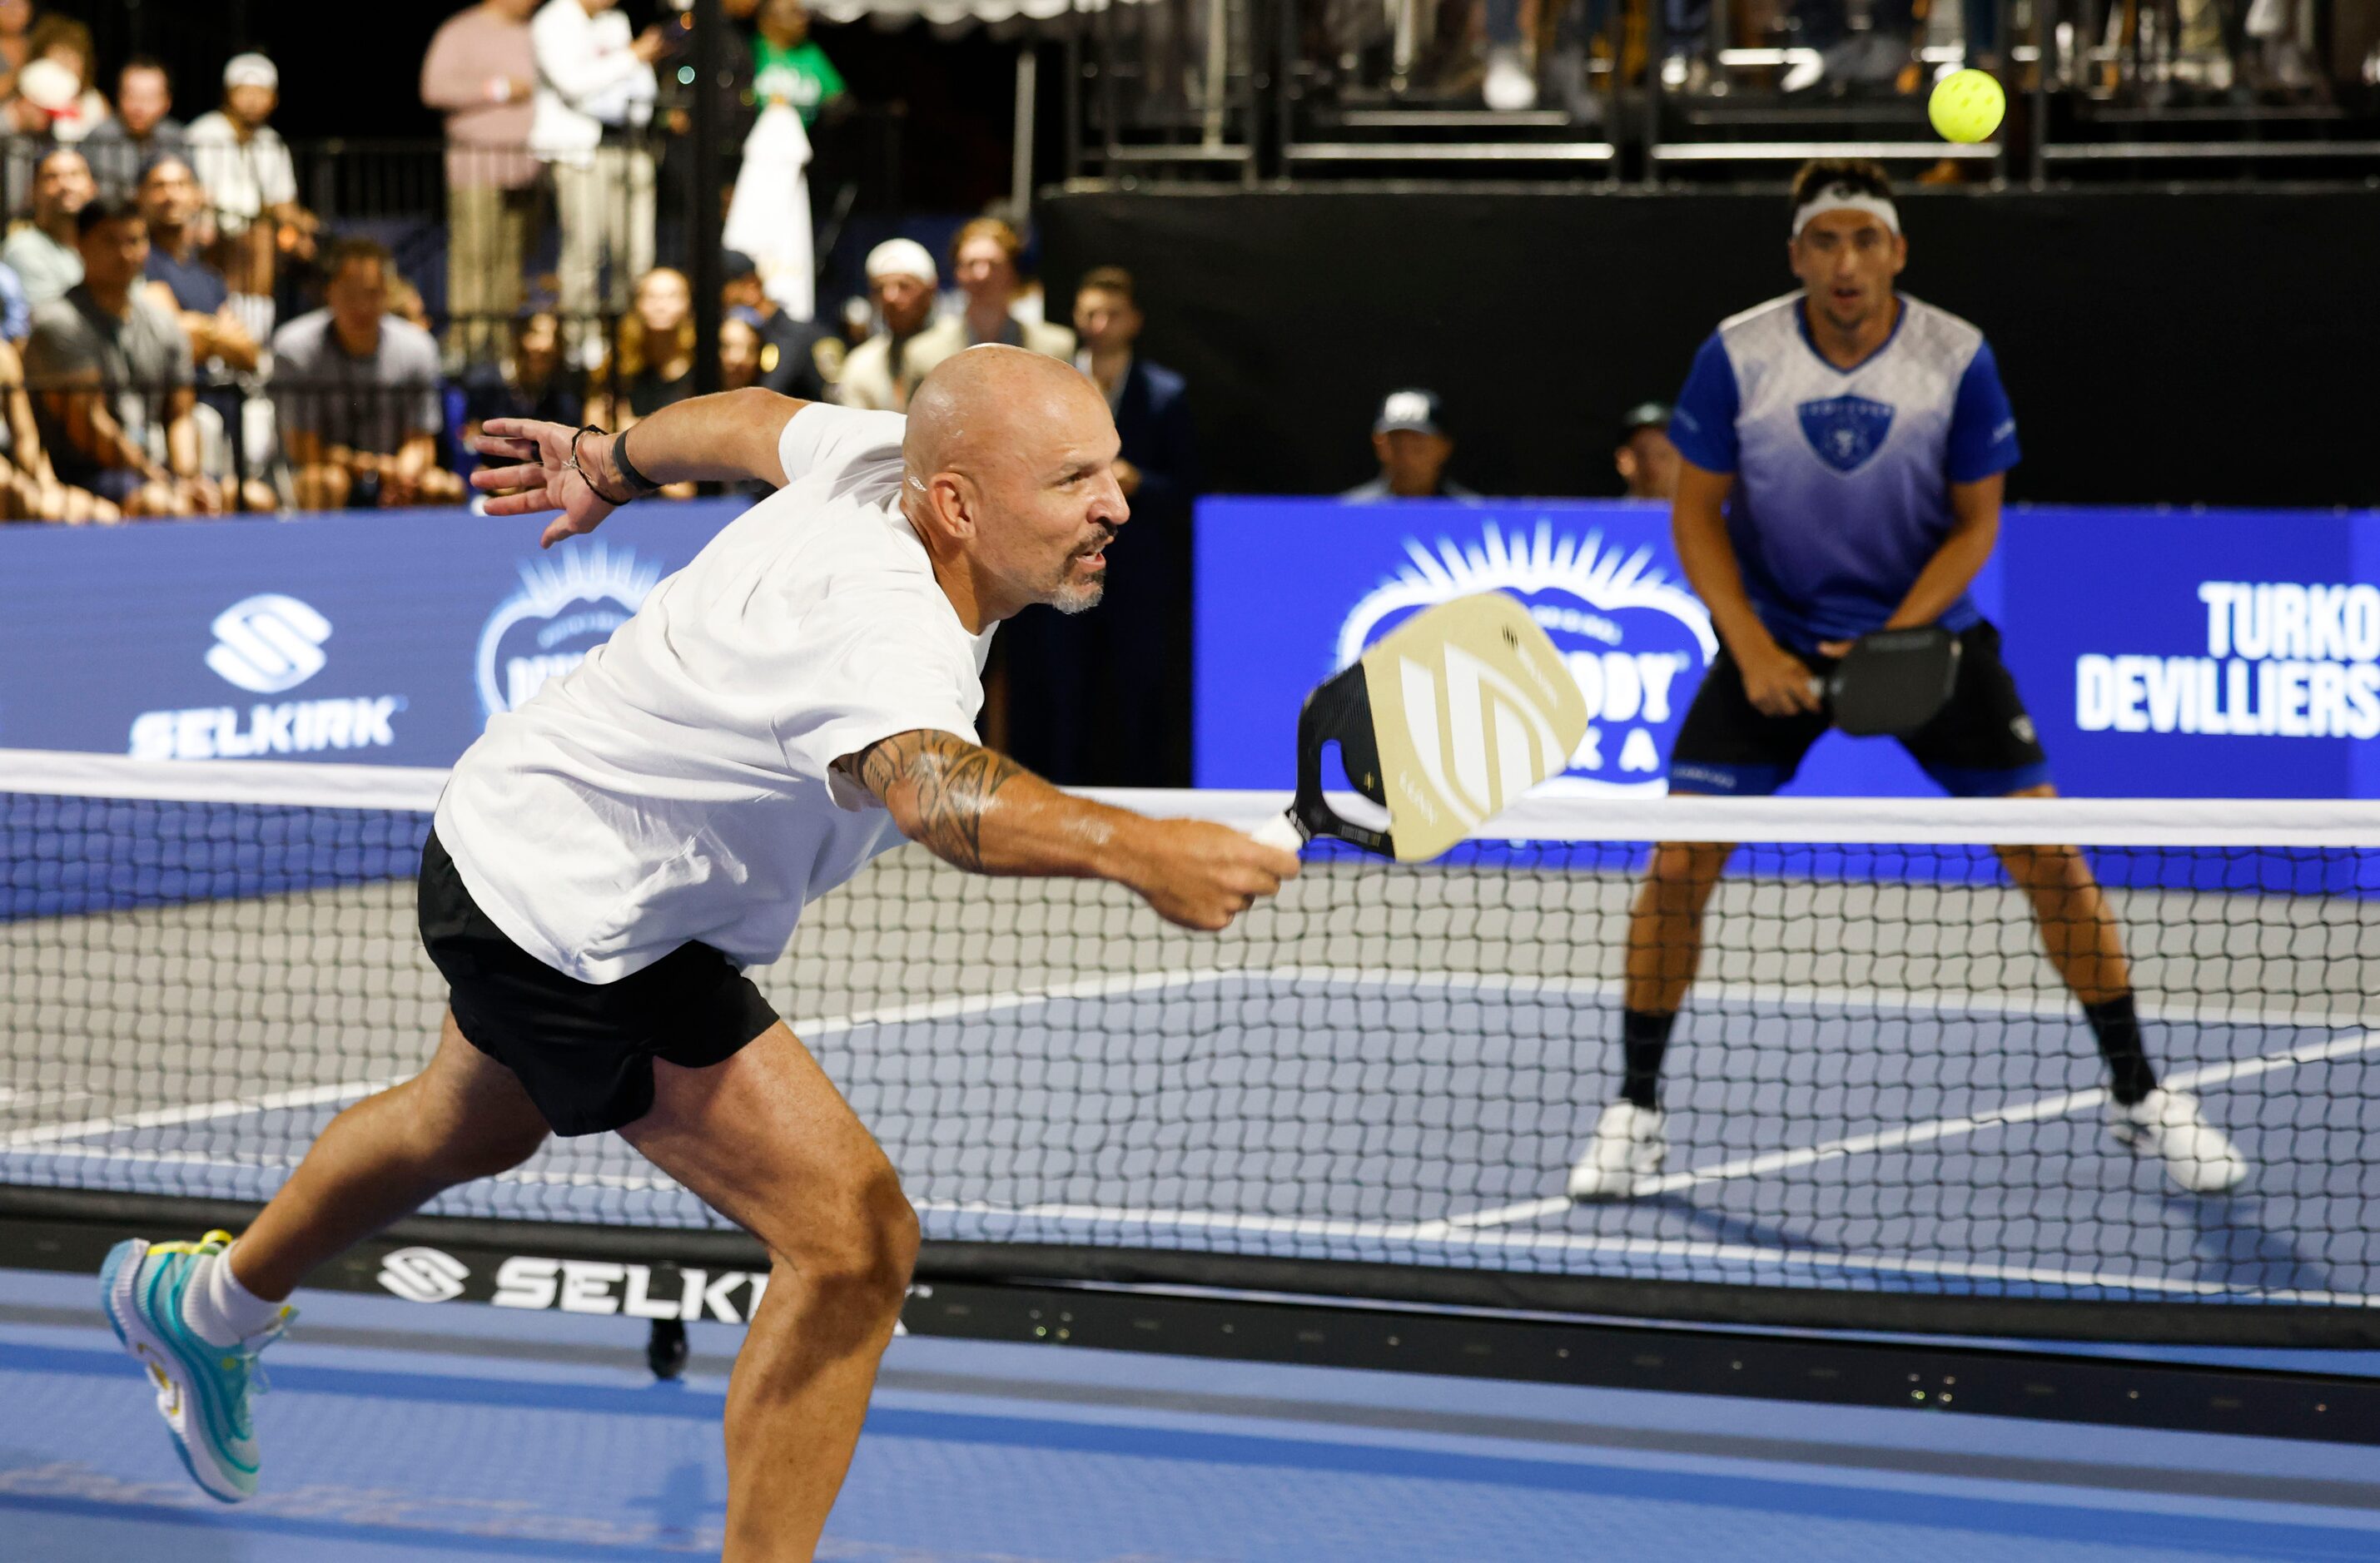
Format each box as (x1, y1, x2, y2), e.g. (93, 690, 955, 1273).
(0, 499, 750, 767)
(1195, 498, 2379, 801)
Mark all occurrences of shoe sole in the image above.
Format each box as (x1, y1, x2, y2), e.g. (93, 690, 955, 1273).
(100, 1241, 254, 1504)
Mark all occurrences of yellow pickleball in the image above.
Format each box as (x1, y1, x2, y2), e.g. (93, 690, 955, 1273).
(1929, 69, 2005, 144)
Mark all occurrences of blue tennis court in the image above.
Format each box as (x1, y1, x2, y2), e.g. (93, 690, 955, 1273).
(11, 970, 2378, 1304)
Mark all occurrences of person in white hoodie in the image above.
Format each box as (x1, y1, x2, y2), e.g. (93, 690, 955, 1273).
(530, 0, 664, 365)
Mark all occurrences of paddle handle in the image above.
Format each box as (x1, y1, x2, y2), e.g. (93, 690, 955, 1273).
(1250, 811, 1305, 853)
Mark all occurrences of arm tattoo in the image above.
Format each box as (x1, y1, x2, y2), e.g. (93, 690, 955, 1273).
(840, 730, 1024, 872)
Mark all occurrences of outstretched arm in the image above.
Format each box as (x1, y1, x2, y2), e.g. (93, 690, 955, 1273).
(471, 388, 810, 548)
(834, 729, 1299, 932)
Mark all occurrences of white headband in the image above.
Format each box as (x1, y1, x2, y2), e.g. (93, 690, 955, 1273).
(1791, 187, 1901, 239)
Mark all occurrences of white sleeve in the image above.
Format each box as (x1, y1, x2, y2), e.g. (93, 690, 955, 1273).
(775, 403, 906, 490)
(534, 7, 647, 106)
(772, 588, 982, 801)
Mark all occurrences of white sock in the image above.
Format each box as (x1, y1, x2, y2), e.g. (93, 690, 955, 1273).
(181, 1243, 287, 1347)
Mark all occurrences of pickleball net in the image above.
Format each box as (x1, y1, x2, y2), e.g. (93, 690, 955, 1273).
(7, 749, 2380, 1341)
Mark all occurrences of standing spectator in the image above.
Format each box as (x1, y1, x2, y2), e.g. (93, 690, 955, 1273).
(186, 54, 316, 341)
(1614, 399, 1682, 500)
(460, 305, 584, 446)
(0, 60, 71, 218)
(1006, 265, 1200, 786)
(531, 0, 664, 366)
(421, 0, 542, 369)
(271, 237, 465, 511)
(0, 0, 30, 91)
(23, 196, 217, 518)
(950, 218, 1074, 357)
(2, 147, 92, 310)
(1341, 390, 1477, 499)
(22, 16, 108, 142)
(82, 58, 189, 199)
(752, 0, 845, 127)
(721, 247, 827, 399)
(832, 238, 961, 412)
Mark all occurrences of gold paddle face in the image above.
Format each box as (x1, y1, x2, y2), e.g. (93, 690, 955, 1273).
(1355, 592, 1591, 861)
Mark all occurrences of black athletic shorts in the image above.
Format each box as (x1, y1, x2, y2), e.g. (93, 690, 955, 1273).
(1667, 619, 2052, 798)
(416, 831, 781, 1137)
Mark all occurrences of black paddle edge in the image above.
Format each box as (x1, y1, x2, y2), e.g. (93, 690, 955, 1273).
(1290, 661, 1393, 857)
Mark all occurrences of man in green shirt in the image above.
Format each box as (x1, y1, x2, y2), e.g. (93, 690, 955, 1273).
(752, 0, 844, 127)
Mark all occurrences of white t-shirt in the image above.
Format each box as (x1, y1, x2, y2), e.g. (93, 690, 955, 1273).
(435, 404, 991, 983)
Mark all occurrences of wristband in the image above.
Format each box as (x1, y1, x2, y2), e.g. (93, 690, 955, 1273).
(611, 421, 663, 498)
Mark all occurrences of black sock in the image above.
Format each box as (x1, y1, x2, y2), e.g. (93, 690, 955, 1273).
(1620, 1008, 1677, 1110)
(2084, 993, 2157, 1106)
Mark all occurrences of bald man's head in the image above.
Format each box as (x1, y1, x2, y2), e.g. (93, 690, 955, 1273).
(901, 346, 1128, 621)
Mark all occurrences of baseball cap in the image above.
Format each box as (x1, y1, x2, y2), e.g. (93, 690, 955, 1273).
(223, 53, 278, 92)
(1374, 389, 1446, 437)
(1617, 400, 1673, 441)
(15, 58, 77, 115)
(864, 238, 937, 286)
(719, 249, 761, 283)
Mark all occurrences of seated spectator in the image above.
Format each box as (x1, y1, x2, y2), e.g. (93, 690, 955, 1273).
(138, 154, 271, 510)
(751, 0, 846, 127)
(2, 147, 93, 310)
(719, 309, 765, 393)
(388, 275, 434, 332)
(1342, 389, 1477, 500)
(462, 305, 584, 444)
(832, 238, 961, 413)
(22, 196, 219, 518)
(271, 236, 465, 511)
(951, 217, 1074, 357)
(187, 54, 317, 336)
(721, 247, 828, 399)
(0, 260, 27, 345)
(138, 155, 258, 376)
(0, 332, 118, 522)
(595, 265, 694, 428)
(0, 61, 68, 218)
(22, 15, 108, 142)
(84, 59, 190, 199)
(1614, 399, 1682, 501)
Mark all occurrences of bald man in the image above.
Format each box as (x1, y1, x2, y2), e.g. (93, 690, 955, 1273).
(98, 348, 1299, 1558)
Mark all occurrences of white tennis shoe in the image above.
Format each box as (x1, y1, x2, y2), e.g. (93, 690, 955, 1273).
(2107, 1088, 2248, 1194)
(1568, 1100, 1667, 1200)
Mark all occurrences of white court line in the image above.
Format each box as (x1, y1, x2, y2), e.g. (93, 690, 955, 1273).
(1429, 1028, 2380, 1235)
(0, 1079, 393, 1150)
(9, 1139, 2373, 1306)
(793, 960, 2376, 1039)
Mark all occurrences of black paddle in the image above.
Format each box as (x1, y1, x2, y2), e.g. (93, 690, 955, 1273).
(1826, 626, 1962, 737)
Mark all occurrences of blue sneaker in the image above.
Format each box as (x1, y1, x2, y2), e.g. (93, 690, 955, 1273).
(99, 1231, 293, 1502)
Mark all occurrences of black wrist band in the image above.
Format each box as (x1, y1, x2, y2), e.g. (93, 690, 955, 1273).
(568, 425, 635, 507)
(611, 422, 663, 499)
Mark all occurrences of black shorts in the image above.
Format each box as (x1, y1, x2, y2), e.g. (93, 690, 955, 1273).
(1667, 620, 2052, 798)
(416, 831, 780, 1137)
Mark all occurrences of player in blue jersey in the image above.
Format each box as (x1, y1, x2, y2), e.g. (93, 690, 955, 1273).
(1568, 160, 2248, 1201)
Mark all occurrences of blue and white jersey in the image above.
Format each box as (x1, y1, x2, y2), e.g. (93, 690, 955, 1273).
(1667, 292, 2020, 652)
